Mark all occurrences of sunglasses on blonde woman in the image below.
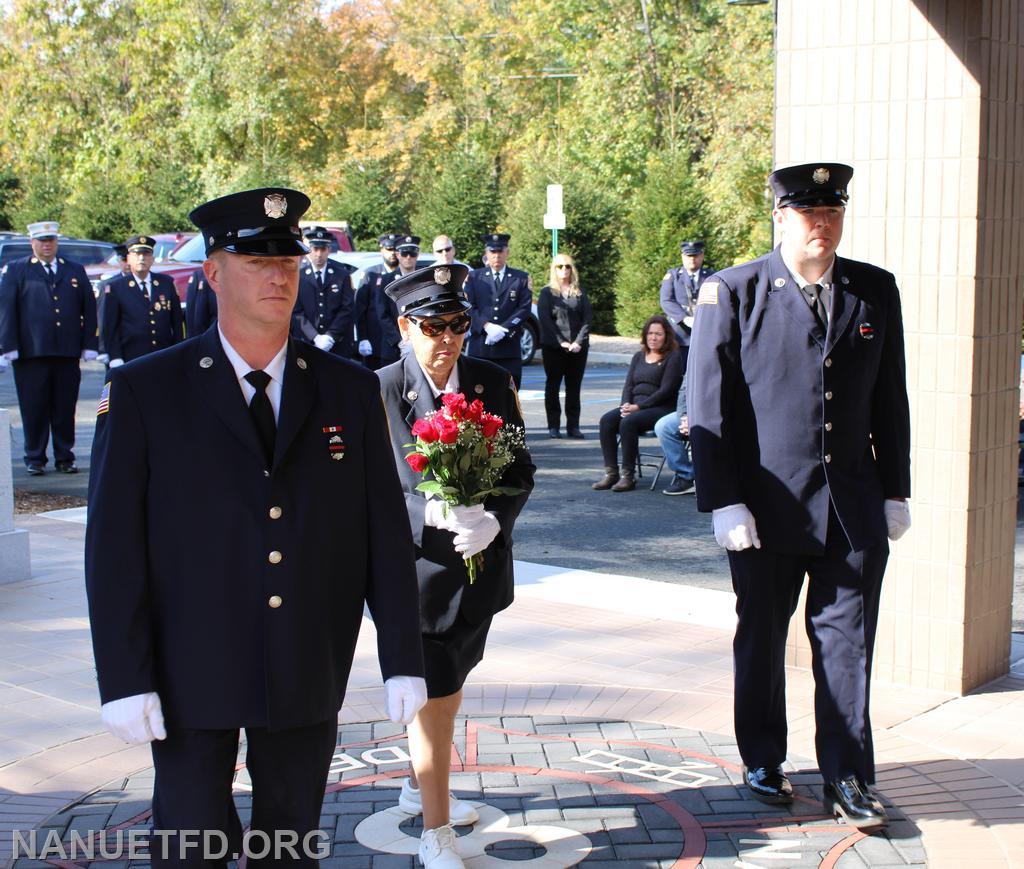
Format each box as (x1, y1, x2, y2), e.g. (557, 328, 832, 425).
(555, 263, 573, 270)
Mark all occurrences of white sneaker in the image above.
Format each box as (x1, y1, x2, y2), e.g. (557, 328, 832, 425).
(418, 824, 464, 868)
(399, 778, 480, 825)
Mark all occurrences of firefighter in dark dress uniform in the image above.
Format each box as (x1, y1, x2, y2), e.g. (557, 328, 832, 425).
(687, 163, 911, 829)
(291, 226, 354, 357)
(185, 266, 218, 336)
(660, 239, 714, 371)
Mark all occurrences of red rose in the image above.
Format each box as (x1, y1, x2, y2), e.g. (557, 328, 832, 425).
(465, 399, 484, 424)
(405, 452, 429, 472)
(436, 417, 460, 444)
(441, 393, 467, 418)
(480, 414, 502, 438)
(411, 417, 438, 443)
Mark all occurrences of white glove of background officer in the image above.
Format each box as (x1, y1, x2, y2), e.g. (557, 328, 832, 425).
(712, 503, 761, 551)
(109, 358, 125, 369)
(424, 499, 485, 533)
(358, 339, 373, 357)
(313, 334, 335, 352)
(101, 692, 166, 744)
(884, 498, 911, 541)
(483, 322, 508, 345)
(0, 355, 8, 371)
(3, 350, 18, 362)
(82, 349, 98, 362)
(452, 511, 500, 558)
(96, 353, 110, 365)
(383, 676, 427, 724)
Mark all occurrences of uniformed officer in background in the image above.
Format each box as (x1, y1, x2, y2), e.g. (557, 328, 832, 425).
(353, 232, 399, 367)
(355, 234, 419, 370)
(99, 235, 184, 369)
(687, 163, 911, 829)
(0, 221, 98, 474)
(185, 266, 218, 336)
(464, 232, 531, 388)
(85, 187, 427, 867)
(291, 226, 354, 357)
(660, 239, 713, 372)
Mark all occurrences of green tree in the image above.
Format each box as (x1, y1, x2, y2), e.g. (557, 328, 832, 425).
(325, 160, 412, 248)
(502, 161, 622, 333)
(614, 148, 706, 336)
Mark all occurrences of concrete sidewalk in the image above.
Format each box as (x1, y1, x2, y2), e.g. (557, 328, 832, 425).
(0, 510, 1022, 867)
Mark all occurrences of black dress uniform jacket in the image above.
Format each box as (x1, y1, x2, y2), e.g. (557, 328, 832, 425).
(85, 330, 425, 731)
(687, 246, 911, 554)
(377, 354, 535, 633)
(292, 261, 355, 356)
(184, 267, 218, 337)
(355, 269, 402, 364)
(464, 267, 532, 361)
(660, 264, 714, 345)
(0, 255, 98, 357)
(100, 272, 184, 362)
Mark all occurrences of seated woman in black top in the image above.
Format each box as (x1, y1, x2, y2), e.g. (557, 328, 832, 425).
(593, 314, 683, 491)
(537, 253, 592, 438)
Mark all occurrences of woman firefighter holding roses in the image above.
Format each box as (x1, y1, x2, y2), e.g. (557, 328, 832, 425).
(377, 263, 535, 869)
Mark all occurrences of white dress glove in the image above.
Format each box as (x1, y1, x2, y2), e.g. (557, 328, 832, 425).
(0, 355, 8, 370)
(358, 339, 373, 356)
(884, 499, 911, 541)
(109, 358, 125, 368)
(82, 349, 98, 361)
(96, 353, 110, 365)
(423, 500, 486, 532)
(3, 350, 19, 362)
(313, 334, 335, 351)
(384, 675, 428, 724)
(483, 322, 508, 345)
(712, 503, 761, 551)
(452, 511, 501, 558)
(100, 692, 167, 744)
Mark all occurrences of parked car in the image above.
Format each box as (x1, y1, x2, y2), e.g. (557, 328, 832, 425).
(300, 221, 355, 253)
(153, 232, 197, 262)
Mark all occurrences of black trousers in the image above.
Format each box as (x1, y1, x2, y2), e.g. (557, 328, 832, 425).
(541, 345, 588, 429)
(727, 508, 888, 784)
(12, 356, 81, 466)
(598, 405, 673, 470)
(149, 720, 337, 868)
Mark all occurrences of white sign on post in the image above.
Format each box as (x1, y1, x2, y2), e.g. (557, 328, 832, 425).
(543, 184, 565, 230)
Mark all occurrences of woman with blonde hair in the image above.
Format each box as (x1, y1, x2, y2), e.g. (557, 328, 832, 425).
(537, 253, 593, 438)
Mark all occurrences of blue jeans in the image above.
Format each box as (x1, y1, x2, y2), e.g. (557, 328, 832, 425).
(654, 411, 693, 477)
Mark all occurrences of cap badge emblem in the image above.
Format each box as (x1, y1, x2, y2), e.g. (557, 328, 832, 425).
(264, 193, 288, 218)
(435, 267, 451, 285)
(812, 167, 830, 184)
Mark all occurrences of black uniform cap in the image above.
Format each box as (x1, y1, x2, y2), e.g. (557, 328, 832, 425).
(113, 244, 128, 259)
(768, 163, 853, 208)
(481, 232, 511, 250)
(378, 233, 400, 248)
(303, 226, 332, 246)
(396, 234, 421, 252)
(385, 263, 471, 318)
(189, 187, 310, 256)
(680, 240, 704, 255)
(125, 235, 156, 252)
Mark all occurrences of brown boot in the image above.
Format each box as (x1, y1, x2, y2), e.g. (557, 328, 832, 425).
(592, 467, 620, 490)
(611, 469, 636, 492)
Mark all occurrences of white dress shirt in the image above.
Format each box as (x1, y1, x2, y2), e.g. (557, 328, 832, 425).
(218, 326, 287, 422)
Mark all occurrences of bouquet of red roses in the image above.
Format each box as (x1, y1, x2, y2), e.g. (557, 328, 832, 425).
(405, 392, 526, 584)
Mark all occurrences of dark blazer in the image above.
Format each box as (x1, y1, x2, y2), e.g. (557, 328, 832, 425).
(660, 264, 714, 345)
(99, 272, 184, 362)
(537, 285, 592, 348)
(185, 268, 218, 337)
(687, 246, 911, 555)
(377, 354, 535, 633)
(292, 261, 355, 356)
(0, 255, 98, 358)
(355, 269, 402, 364)
(85, 330, 425, 731)
(464, 267, 532, 361)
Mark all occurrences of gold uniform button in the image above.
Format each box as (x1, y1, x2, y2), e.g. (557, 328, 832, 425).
(269, 506, 282, 519)
(824, 454, 832, 463)
(825, 391, 833, 400)
(824, 358, 832, 368)
(825, 422, 833, 431)
(268, 595, 282, 608)
(268, 551, 282, 564)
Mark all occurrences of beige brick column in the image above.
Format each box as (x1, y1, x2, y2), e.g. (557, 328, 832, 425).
(775, 0, 1023, 692)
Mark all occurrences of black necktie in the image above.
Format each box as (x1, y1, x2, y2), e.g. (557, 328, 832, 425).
(316, 270, 324, 290)
(244, 370, 276, 465)
(140, 279, 149, 301)
(494, 271, 502, 290)
(807, 283, 828, 329)
(44, 263, 55, 283)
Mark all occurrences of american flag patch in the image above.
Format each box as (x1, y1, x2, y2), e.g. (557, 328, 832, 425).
(322, 425, 343, 433)
(697, 281, 719, 305)
(97, 382, 111, 415)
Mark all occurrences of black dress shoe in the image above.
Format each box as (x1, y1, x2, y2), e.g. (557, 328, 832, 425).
(662, 474, 695, 495)
(566, 428, 586, 439)
(56, 461, 78, 474)
(26, 464, 45, 476)
(548, 428, 562, 439)
(743, 765, 793, 805)
(823, 777, 888, 828)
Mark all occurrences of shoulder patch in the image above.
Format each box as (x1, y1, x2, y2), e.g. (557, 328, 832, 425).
(697, 281, 719, 305)
(527, 275, 533, 291)
(104, 286, 111, 294)
(662, 271, 672, 281)
(97, 381, 111, 415)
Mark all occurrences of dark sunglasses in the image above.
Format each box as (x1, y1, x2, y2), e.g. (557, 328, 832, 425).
(398, 249, 419, 256)
(408, 314, 472, 337)
(434, 246, 453, 254)
(555, 263, 573, 270)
